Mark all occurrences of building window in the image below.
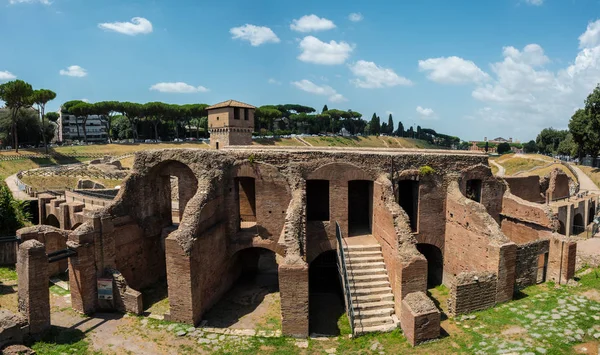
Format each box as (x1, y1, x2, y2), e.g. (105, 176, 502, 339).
(244, 109, 249, 120)
(216, 117, 219, 121)
(234, 108, 241, 120)
(307, 180, 329, 221)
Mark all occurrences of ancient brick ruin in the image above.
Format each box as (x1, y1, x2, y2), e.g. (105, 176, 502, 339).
(9, 144, 591, 345)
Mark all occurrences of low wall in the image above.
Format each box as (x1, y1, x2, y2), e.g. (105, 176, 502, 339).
(515, 239, 550, 291)
(448, 272, 497, 317)
(504, 176, 543, 203)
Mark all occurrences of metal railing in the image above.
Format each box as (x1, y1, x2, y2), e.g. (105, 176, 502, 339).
(335, 221, 356, 335)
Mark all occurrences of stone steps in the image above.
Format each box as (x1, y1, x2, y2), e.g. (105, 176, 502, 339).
(341, 241, 397, 335)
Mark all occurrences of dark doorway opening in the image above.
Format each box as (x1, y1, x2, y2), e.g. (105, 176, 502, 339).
(309, 250, 344, 336)
(216, 142, 220, 150)
(307, 180, 330, 221)
(237, 177, 257, 231)
(202, 248, 281, 329)
(536, 252, 548, 284)
(45, 214, 60, 228)
(573, 213, 585, 235)
(398, 180, 419, 232)
(589, 203, 596, 224)
(416, 243, 443, 288)
(348, 180, 373, 235)
(466, 179, 482, 203)
(558, 220, 566, 235)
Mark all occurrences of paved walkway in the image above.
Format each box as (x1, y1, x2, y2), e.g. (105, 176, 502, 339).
(4, 173, 35, 201)
(489, 160, 505, 176)
(570, 164, 600, 192)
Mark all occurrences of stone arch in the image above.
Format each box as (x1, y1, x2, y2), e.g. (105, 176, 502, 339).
(228, 239, 285, 258)
(307, 162, 373, 181)
(416, 243, 444, 288)
(45, 214, 60, 228)
(71, 222, 82, 231)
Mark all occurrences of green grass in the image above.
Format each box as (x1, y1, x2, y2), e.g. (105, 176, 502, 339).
(0, 266, 17, 281)
(49, 284, 70, 296)
(30, 326, 100, 355)
(501, 157, 549, 176)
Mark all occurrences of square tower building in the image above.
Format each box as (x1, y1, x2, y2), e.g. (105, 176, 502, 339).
(207, 100, 256, 149)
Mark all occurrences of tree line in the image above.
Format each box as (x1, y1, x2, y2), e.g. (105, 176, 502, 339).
(534, 84, 600, 159)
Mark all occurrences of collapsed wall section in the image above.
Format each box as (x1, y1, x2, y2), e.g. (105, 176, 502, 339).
(503, 176, 544, 203)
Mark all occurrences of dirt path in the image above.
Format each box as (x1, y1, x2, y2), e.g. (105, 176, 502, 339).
(489, 160, 505, 177)
(4, 174, 36, 201)
(570, 164, 600, 192)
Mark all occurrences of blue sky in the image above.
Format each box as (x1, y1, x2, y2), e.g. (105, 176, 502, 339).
(2, 0, 600, 141)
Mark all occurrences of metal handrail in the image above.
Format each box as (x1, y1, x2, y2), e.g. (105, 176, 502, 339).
(335, 222, 356, 335)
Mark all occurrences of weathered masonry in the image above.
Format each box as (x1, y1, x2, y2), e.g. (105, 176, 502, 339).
(18, 146, 584, 343)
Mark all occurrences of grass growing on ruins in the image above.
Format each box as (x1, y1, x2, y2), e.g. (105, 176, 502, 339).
(49, 284, 70, 296)
(301, 136, 436, 149)
(0, 266, 17, 281)
(252, 138, 306, 146)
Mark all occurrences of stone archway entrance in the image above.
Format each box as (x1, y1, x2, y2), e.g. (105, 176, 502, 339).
(45, 214, 60, 228)
(202, 248, 281, 330)
(308, 250, 344, 336)
(416, 243, 444, 288)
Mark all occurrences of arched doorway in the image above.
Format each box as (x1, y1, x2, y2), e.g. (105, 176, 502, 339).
(416, 243, 443, 288)
(573, 213, 585, 235)
(45, 214, 60, 228)
(71, 223, 82, 230)
(309, 250, 344, 336)
(202, 248, 281, 330)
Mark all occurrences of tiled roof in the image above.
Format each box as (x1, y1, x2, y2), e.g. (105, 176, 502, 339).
(207, 100, 256, 110)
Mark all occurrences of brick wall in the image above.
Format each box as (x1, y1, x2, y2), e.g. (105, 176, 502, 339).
(448, 272, 497, 317)
(415, 176, 446, 250)
(504, 176, 544, 203)
(515, 239, 550, 290)
(279, 263, 309, 337)
(547, 234, 576, 284)
(400, 292, 440, 346)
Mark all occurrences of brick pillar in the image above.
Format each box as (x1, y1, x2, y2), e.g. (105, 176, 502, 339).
(394, 254, 427, 315)
(490, 242, 517, 304)
(17, 240, 50, 335)
(165, 235, 194, 324)
(68, 240, 97, 314)
(279, 263, 309, 337)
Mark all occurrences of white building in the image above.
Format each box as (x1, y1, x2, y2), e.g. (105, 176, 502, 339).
(56, 110, 108, 143)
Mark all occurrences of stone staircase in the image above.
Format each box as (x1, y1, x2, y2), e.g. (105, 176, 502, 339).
(342, 242, 398, 335)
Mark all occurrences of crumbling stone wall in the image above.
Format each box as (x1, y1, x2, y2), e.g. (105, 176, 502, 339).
(458, 164, 507, 223)
(504, 176, 544, 203)
(17, 226, 69, 277)
(515, 239, 550, 290)
(546, 168, 570, 202)
(448, 272, 497, 317)
(0, 310, 28, 349)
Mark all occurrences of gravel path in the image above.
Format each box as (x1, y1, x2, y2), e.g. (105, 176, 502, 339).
(570, 164, 600, 192)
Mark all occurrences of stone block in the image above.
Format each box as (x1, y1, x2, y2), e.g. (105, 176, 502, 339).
(400, 292, 440, 346)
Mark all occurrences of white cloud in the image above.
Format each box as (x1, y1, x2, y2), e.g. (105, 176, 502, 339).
(268, 78, 281, 85)
(579, 19, 600, 49)
(81, 98, 90, 103)
(0, 71, 16, 81)
(525, 0, 544, 5)
(349, 60, 412, 88)
(348, 13, 363, 22)
(59, 65, 87, 77)
(416, 106, 436, 119)
(98, 17, 153, 36)
(290, 15, 336, 33)
(418, 56, 490, 84)
(9, 0, 51, 4)
(230, 24, 280, 46)
(291, 79, 346, 102)
(298, 36, 353, 65)
(149, 82, 209, 93)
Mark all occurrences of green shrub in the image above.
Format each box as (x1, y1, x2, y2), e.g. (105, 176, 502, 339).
(419, 165, 435, 176)
(0, 183, 30, 236)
